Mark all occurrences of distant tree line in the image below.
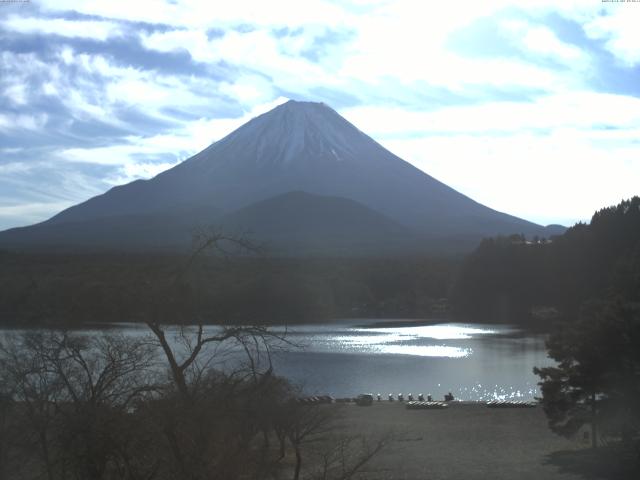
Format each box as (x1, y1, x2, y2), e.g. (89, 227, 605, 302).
(452, 196, 640, 325)
(2, 197, 639, 330)
(0, 253, 457, 327)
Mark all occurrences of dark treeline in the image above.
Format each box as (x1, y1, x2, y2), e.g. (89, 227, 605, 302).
(450, 197, 640, 457)
(0, 252, 458, 326)
(510, 198, 640, 457)
(452, 196, 640, 326)
(3, 197, 639, 329)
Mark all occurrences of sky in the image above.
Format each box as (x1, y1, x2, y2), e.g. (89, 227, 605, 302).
(0, 0, 639, 230)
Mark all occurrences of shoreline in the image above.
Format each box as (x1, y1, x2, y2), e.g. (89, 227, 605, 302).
(0, 315, 552, 333)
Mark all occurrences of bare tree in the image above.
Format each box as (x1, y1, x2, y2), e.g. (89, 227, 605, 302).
(0, 228, 390, 480)
(279, 402, 391, 480)
(140, 228, 305, 480)
(0, 375, 14, 480)
(310, 433, 390, 480)
(286, 404, 334, 480)
(0, 333, 65, 480)
(146, 228, 277, 401)
(0, 331, 158, 480)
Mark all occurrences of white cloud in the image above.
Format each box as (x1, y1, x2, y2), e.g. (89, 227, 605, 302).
(37, 0, 351, 29)
(501, 21, 589, 67)
(0, 112, 48, 131)
(142, 26, 343, 97)
(138, 3, 579, 104)
(3, 82, 28, 106)
(105, 161, 182, 186)
(0, 148, 24, 155)
(218, 74, 275, 104)
(0, 161, 31, 174)
(341, 91, 640, 136)
(0, 201, 73, 229)
(583, 6, 640, 67)
(339, 89, 640, 225)
(2, 15, 124, 41)
(58, 97, 290, 184)
(141, 28, 213, 60)
(1, 48, 231, 133)
(381, 128, 639, 226)
(2, 0, 640, 230)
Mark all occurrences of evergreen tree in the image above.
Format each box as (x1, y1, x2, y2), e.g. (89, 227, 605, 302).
(534, 300, 640, 448)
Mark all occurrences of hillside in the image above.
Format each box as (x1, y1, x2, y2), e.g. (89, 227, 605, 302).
(0, 100, 560, 254)
(452, 196, 640, 324)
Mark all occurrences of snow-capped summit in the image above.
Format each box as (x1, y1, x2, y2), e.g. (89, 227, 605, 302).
(185, 100, 376, 170)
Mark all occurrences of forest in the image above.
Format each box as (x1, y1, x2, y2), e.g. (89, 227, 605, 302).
(0, 251, 456, 327)
(1, 197, 638, 329)
(452, 196, 640, 326)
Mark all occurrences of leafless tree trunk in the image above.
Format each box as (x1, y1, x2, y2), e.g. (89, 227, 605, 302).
(0, 331, 158, 480)
(0, 391, 11, 480)
(591, 391, 598, 449)
(286, 405, 334, 480)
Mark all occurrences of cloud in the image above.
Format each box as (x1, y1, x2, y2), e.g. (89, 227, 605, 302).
(35, 0, 352, 29)
(0, 161, 32, 174)
(583, 5, 640, 67)
(56, 97, 289, 184)
(341, 89, 640, 224)
(341, 91, 640, 137)
(2, 15, 125, 41)
(0, 157, 109, 229)
(1, 0, 639, 230)
(0, 112, 48, 131)
(382, 128, 639, 226)
(0, 201, 74, 229)
(141, 25, 347, 98)
(501, 21, 589, 66)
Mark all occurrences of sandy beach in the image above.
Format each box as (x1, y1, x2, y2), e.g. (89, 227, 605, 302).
(323, 402, 635, 480)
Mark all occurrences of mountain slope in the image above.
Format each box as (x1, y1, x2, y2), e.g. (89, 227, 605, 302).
(0, 192, 418, 255)
(0, 205, 222, 251)
(0, 100, 561, 253)
(219, 191, 418, 254)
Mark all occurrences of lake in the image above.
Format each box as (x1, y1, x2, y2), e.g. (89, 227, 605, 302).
(269, 320, 552, 401)
(0, 319, 552, 401)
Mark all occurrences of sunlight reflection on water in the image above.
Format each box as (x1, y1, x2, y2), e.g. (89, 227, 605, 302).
(272, 320, 550, 400)
(377, 344, 471, 357)
(354, 324, 497, 340)
(310, 323, 498, 357)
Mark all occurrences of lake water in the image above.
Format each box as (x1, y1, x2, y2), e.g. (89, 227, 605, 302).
(0, 319, 552, 401)
(269, 320, 552, 401)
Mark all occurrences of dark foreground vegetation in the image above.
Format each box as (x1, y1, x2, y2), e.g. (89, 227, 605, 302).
(0, 327, 388, 480)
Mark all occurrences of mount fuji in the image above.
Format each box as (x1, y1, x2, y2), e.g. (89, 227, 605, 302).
(0, 100, 563, 254)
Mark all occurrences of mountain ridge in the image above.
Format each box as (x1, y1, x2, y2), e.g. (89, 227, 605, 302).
(0, 100, 564, 254)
